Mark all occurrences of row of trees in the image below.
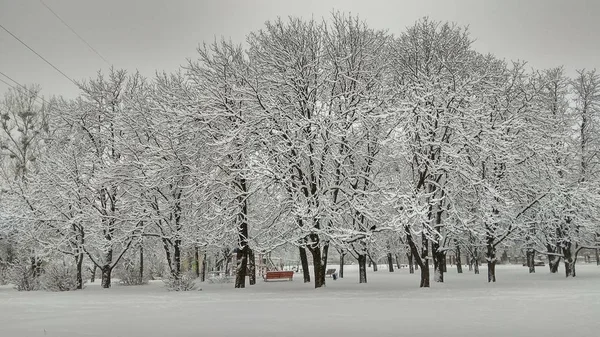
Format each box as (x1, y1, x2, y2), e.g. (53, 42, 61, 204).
(1, 14, 599, 290)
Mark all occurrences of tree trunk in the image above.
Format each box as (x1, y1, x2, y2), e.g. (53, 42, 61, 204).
(200, 253, 206, 282)
(339, 252, 345, 278)
(387, 253, 394, 272)
(395, 254, 401, 269)
(405, 230, 429, 287)
(307, 238, 327, 288)
(75, 253, 84, 290)
(139, 244, 144, 283)
(234, 176, 249, 289)
(527, 249, 535, 273)
(100, 265, 112, 288)
(90, 265, 97, 283)
(248, 249, 256, 285)
(193, 247, 200, 278)
(455, 244, 463, 274)
(562, 244, 575, 277)
(235, 247, 248, 289)
(595, 248, 599, 266)
(486, 240, 496, 282)
(370, 255, 378, 272)
(299, 246, 311, 283)
(432, 240, 444, 282)
(358, 254, 367, 284)
(173, 239, 182, 277)
(407, 251, 414, 274)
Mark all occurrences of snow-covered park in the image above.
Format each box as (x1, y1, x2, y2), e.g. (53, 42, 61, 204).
(1, 264, 599, 337)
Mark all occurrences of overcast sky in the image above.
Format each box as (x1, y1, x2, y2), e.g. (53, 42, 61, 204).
(1, 0, 599, 99)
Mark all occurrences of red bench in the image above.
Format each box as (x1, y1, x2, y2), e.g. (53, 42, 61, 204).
(263, 271, 294, 281)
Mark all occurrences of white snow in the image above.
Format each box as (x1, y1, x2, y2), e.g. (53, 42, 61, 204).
(1, 264, 599, 337)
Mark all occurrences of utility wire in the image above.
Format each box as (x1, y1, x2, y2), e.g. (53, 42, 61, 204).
(39, 0, 111, 67)
(0, 70, 52, 107)
(0, 77, 13, 89)
(0, 23, 81, 89)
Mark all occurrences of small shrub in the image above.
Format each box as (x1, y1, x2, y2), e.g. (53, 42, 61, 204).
(163, 271, 197, 291)
(8, 263, 40, 291)
(40, 262, 80, 292)
(115, 263, 148, 286)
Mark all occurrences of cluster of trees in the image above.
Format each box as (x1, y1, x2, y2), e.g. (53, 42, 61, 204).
(1, 14, 599, 290)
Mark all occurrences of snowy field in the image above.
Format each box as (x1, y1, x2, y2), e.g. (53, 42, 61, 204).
(1, 264, 599, 337)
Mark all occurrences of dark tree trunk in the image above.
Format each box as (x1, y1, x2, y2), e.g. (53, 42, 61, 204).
(248, 249, 256, 285)
(442, 254, 447, 273)
(75, 253, 84, 290)
(527, 249, 535, 273)
(101, 265, 112, 288)
(200, 253, 206, 282)
(547, 244, 560, 273)
(395, 254, 401, 269)
(432, 240, 444, 282)
(299, 246, 311, 283)
(486, 240, 496, 282)
(405, 230, 429, 287)
(358, 254, 367, 284)
(562, 244, 575, 277)
(193, 247, 200, 278)
(90, 265, 97, 283)
(101, 248, 114, 288)
(420, 233, 430, 287)
(370, 255, 378, 272)
(407, 251, 414, 274)
(234, 177, 249, 289)
(307, 237, 327, 288)
(387, 253, 394, 272)
(173, 239, 182, 277)
(595, 248, 599, 266)
(235, 247, 248, 289)
(339, 252, 345, 278)
(139, 244, 144, 283)
(455, 243, 463, 274)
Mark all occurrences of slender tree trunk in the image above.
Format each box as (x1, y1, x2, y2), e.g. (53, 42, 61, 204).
(562, 244, 575, 277)
(308, 242, 327, 288)
(358, 254, 367, 284)
(486, 238, 496, 282)
(432, 240, 444, 282)
(75, 253, 84, 290)
(527, 249, 535, 273)
(139, 244, 144, 283)
(101, 248, 113, 288)
(173, 240, 182, 277)
(101, 265, 112, 288)
(90, 265, 97, 283)
(387, 253, 394, 272)
(299, 246, 310, 283)
(407, 251, 414, 274)
(370, 255, 378, 272)
(420, 233, 430, 287)
(339, 252, 345, 278)
(595, 248, 599, 266)
(395, 254, 401, 269)
(455, 243, 463, 274)
(248, 249, 256, 285)
(200, 253, 206, 282)
(234, 177, 249, 289)
(194, 247, 200, 278)
(235, 247, 248, 289)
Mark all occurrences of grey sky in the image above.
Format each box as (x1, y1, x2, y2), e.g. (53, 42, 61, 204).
(1, 0, 599, 99)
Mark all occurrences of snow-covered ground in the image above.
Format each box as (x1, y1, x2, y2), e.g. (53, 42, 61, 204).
(1, 264, 599, 337)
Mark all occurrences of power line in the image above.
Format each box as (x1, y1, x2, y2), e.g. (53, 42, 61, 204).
(0, 70, 52, 107)
(39, 0, 111, 67)
(0, 77, 13, 89)
(0, 23, 81, 90)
